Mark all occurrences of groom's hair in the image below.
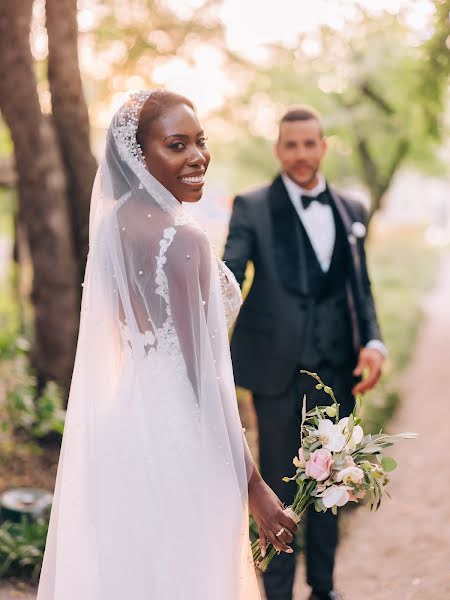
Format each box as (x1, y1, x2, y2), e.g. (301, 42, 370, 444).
(137, 90, 196, 152)
(279, 106, 324, 138)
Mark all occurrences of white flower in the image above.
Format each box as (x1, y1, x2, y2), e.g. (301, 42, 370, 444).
(293, 447, 306, 469)
(317, 419, 346, 452)
(320, 485, 350, 508)
(351, 221, 366, 238)
(336, 466, 364, 485)
(339, 417, 364, 450)
(325, 405, 337, 418)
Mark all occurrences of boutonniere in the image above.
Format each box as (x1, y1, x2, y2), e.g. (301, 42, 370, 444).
(348, 221, 366, 244)
(351, 221, 366, 238)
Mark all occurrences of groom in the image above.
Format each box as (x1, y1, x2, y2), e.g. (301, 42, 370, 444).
(223, 106, 386, 600)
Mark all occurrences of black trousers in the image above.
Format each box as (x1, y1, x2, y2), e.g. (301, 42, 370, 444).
(253, 366, 356, 600)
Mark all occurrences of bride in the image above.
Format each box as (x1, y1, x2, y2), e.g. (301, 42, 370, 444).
(36, 90, 297, 600)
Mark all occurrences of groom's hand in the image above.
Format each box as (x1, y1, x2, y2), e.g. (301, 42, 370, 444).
(352, 347, 384, 395)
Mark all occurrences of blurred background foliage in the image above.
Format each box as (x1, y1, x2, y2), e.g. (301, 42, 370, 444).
(0, 0, 449, 583)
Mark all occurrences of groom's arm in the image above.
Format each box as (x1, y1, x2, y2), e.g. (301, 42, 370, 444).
(223, 195, 255, 288)
(352, 202, 386, 394)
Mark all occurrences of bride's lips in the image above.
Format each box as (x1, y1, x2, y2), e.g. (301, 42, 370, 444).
(178, 173, 205, 187)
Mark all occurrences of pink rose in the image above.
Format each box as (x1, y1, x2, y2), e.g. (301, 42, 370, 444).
(305, 448, 333, 481)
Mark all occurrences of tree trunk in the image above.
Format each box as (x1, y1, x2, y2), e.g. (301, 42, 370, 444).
(46, 0, 97, 282)
(0, 0, 80, 395)
(356, 135, 410, 223)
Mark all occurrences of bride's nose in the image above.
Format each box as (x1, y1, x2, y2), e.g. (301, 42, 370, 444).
(187, 145, 207, 166)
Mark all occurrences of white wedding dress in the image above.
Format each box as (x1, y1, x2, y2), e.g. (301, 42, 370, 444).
(37, 91, 261, 600)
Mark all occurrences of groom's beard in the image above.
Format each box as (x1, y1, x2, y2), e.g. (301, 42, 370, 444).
(288, 164, 320, 189)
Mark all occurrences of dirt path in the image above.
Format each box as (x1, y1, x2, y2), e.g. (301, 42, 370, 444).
(2, 254, 450, 600)
(290, 253, 450, 599)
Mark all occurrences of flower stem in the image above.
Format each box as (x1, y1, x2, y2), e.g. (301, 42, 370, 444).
(252, 483, 316, 572)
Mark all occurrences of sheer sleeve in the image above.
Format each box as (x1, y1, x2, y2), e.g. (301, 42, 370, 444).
(164, 223, 255, 483)
(164, 223, 211, 399)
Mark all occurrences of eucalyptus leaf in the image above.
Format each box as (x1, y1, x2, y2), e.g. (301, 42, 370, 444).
(359, 445, 384, 454)
(308, 440, 322, 453)
(381, 456, 397, 472)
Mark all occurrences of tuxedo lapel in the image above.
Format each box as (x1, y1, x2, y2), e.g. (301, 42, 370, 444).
(328, 185, 364, 349)
(328, 185, 362, 276)
(269, 175, 309, 296)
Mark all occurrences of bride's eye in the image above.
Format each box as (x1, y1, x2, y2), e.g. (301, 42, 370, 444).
(169, 141, 185, 151)
(197, 137, 208, 148)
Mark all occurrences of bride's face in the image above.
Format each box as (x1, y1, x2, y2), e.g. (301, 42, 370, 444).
(143, 103, 210, 203)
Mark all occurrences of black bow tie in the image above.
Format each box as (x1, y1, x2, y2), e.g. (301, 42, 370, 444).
(301, 190, 329, 210)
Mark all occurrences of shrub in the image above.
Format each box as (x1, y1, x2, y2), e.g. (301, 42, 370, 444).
(0, 517, 49, 582)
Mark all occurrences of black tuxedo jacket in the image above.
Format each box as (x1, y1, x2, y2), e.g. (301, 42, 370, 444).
(223, 175, 382, 395)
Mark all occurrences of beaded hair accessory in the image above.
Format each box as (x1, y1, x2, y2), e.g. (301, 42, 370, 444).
(112, 90, 153, 166)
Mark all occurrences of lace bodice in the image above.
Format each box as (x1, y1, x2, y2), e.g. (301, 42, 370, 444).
(217, 258, 243, 329)
(117, 227, 242, 388)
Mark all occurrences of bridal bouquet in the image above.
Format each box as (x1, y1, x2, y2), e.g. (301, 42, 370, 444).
(252, 370, 417, 572)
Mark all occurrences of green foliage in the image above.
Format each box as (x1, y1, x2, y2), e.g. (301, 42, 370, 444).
(0, 193, 58, 441)
(0, 287, 20, 360)
(32, 383, 66, 437)
(0, 518, 48, 582)
(3, 358, 66, 439)
(0, 120, 13, 158)
(418, 0, 450, 140)
(0, 189, 20, 360)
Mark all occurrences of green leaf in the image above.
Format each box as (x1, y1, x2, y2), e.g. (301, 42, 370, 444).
(381, 456, 398, 472)
(359, 445, 384, 454)
(308, 440, 322, 453)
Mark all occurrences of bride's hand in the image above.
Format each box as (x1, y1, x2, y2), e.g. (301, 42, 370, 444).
(248, 469, 298, 555)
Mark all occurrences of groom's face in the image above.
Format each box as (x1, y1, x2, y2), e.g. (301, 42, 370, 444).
(275, 118, 327, 190)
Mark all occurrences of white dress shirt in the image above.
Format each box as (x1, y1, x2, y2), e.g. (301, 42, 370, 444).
(281, 172, 387, 357)
(281, 172, 335, 272)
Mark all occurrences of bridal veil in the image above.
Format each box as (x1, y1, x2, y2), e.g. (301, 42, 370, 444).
(37, 91, 260, 600)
